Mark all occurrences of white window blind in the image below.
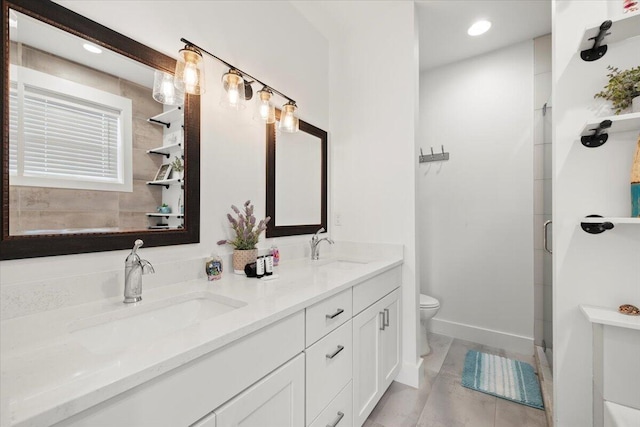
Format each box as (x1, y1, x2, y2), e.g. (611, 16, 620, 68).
(9, 65, 132, 192)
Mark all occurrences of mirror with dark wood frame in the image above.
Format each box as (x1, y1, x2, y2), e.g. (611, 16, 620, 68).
(265, 110, 327, 237)
(0, 0, 200, 260)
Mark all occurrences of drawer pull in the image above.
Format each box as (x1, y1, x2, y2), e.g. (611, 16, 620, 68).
(380, 312, 385, 330)
(326, 411, 345, 427)
(325, 308, 344, 320)
(384, 308, 390, 327)
(326, 345, 345, 359)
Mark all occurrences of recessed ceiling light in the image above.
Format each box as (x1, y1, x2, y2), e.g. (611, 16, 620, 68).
(83, 43, 102, 54)
(467, 20, 492, 36)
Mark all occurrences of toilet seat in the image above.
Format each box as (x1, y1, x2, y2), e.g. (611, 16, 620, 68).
(420, 294, 440, 308)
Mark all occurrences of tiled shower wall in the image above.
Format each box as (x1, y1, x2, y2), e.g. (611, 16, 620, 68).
(8, 43, 163, 234)
(533, 34, 552, 350)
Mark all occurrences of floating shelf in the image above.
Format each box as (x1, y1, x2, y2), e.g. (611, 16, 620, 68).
(579, 14, 640, 61)
(146, 213, 184, 219)
(147, 143, 182, 158)
(581, 217, 640, 225)
(147, 106, 183, 128)
(146, 178, 182, 189)
(148, 225, 183, 230)
(580, 305, 640, 331)
(580, 113, 640, 147)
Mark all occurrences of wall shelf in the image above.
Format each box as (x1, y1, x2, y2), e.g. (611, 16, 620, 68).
(146, 213, 184, 219)
(580, 113, 640, 147)
(147, 143, 182, 158)
(580, 216, 640, 234)
(581, 217, 640, 225)
(579, 14, 640, 61)
(147, 106, 183, 128)
(146, 178, 182, 189)
(580, 305, 640, 331)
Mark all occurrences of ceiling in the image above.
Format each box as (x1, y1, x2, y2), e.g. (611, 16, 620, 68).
(10, 9, 154, 88)
(417, 0, 551, 71)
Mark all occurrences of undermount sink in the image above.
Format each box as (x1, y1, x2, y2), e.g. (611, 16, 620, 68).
(318, 259, 369, 270)
(69, 292, 246, 354)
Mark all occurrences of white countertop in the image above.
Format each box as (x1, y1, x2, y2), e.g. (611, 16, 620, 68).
(580, 305, 640, 331)
(0, 249, 402, 427)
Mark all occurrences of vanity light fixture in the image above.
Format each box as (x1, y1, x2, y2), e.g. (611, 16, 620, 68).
(82, 43, 102, 54)
(174, 38, 299, 131)
(255, 87, 276, 124)
(467, 20, 492, 36)
(152, 70, 184, 106)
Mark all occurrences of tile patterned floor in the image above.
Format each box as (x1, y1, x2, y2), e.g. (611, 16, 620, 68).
(364, 333, 548, 427)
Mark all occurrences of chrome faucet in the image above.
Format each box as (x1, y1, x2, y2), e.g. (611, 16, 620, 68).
(124, 239, 155, 303)
(310, 227, 334, 260)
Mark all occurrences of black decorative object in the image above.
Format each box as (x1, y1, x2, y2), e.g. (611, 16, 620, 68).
(580, 20, 612, 62)
(581, 215, 615, 234)
(581, 120, 612, 148)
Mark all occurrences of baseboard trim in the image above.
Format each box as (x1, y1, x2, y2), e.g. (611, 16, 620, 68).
(429, 318, 534, 355)
(394, 358, 424, 389)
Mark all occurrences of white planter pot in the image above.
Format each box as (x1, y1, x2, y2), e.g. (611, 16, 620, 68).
(632, 96, 640, 113)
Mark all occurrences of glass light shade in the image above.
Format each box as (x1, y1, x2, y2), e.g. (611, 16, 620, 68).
(220, 70, 246, 110)
(153, 70, 184, 105)
(174, 46, 205, 95)
(278, 102, 299, 133)
(254, 88, 276, 123)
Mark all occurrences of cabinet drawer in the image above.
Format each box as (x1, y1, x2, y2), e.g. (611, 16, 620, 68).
(352, 266, 401, 315)
(306, 320, 353, 424)
(306, 288, 352, 347)
(309, 381, 353, 427)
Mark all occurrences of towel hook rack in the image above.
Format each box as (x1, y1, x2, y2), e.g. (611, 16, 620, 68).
(419, 145, 450, 163)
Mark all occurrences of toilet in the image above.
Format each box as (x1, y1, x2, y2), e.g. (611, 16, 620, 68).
(419, 293, 440, 356)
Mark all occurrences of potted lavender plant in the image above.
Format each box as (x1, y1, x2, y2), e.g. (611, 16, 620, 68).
(217, 200, 270, 274)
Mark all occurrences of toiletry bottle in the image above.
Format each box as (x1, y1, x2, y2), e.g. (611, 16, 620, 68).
(205, 253, 223, 281)
(271, 245, 280, 266)
(265, 254, 273, 276)
(256, 256, 265, 278)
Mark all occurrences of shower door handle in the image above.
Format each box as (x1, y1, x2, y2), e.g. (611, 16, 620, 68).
(544, 220, 552, 254)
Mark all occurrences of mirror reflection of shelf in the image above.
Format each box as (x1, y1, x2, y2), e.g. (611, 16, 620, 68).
(147, 143, 182, 158)
(148, 225, 184, 230)
(579, 14, 640, 56)
(580, 113, 640, 137)
(146, 178, 182, 189)
(147, 106, 183, 128)
(146, 213, 184, 218)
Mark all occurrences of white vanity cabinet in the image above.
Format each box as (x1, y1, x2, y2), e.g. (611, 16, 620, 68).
(352, 288, 401, 427)
(194, 354, 305, 427)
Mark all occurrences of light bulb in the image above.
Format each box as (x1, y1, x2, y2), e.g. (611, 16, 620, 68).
(220, 70, 246, 110)
(278, 102, 299, 133)
(228, 84, 240, 106)
(254, 88, 276, 123)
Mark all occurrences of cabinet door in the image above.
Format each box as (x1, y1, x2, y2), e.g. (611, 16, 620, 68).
(380, 292, 401, 390)
(352, 300, 384, 427)
(215, 354, 305, 427)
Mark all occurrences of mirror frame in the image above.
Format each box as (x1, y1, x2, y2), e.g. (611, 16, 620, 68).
(265, 110, 327, 237)
(0, 0, 200, 260)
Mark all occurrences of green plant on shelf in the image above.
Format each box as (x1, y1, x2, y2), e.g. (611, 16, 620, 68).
(170, 157, 184, 173)
(594, 65, 640, 115)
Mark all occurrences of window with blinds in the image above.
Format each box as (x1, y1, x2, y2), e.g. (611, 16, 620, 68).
(9, 65, 133, 192)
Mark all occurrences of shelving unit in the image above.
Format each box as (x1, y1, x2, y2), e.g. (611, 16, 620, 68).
(147, 106, 182, 128)
(147, 143, 182, 158)
(579, 14, 640, 61)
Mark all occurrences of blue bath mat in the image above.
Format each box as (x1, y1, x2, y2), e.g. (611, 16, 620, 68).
(462, 350, 544, 410)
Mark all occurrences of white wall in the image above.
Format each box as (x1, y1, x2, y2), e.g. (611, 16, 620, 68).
(1, 2, 329, 299)
(294, 1, 422, 387)
(553, 1, 640, 426)
(419, 41, 534, 354)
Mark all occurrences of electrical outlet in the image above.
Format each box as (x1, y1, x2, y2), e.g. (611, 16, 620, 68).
(335, 213, 342, 226)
